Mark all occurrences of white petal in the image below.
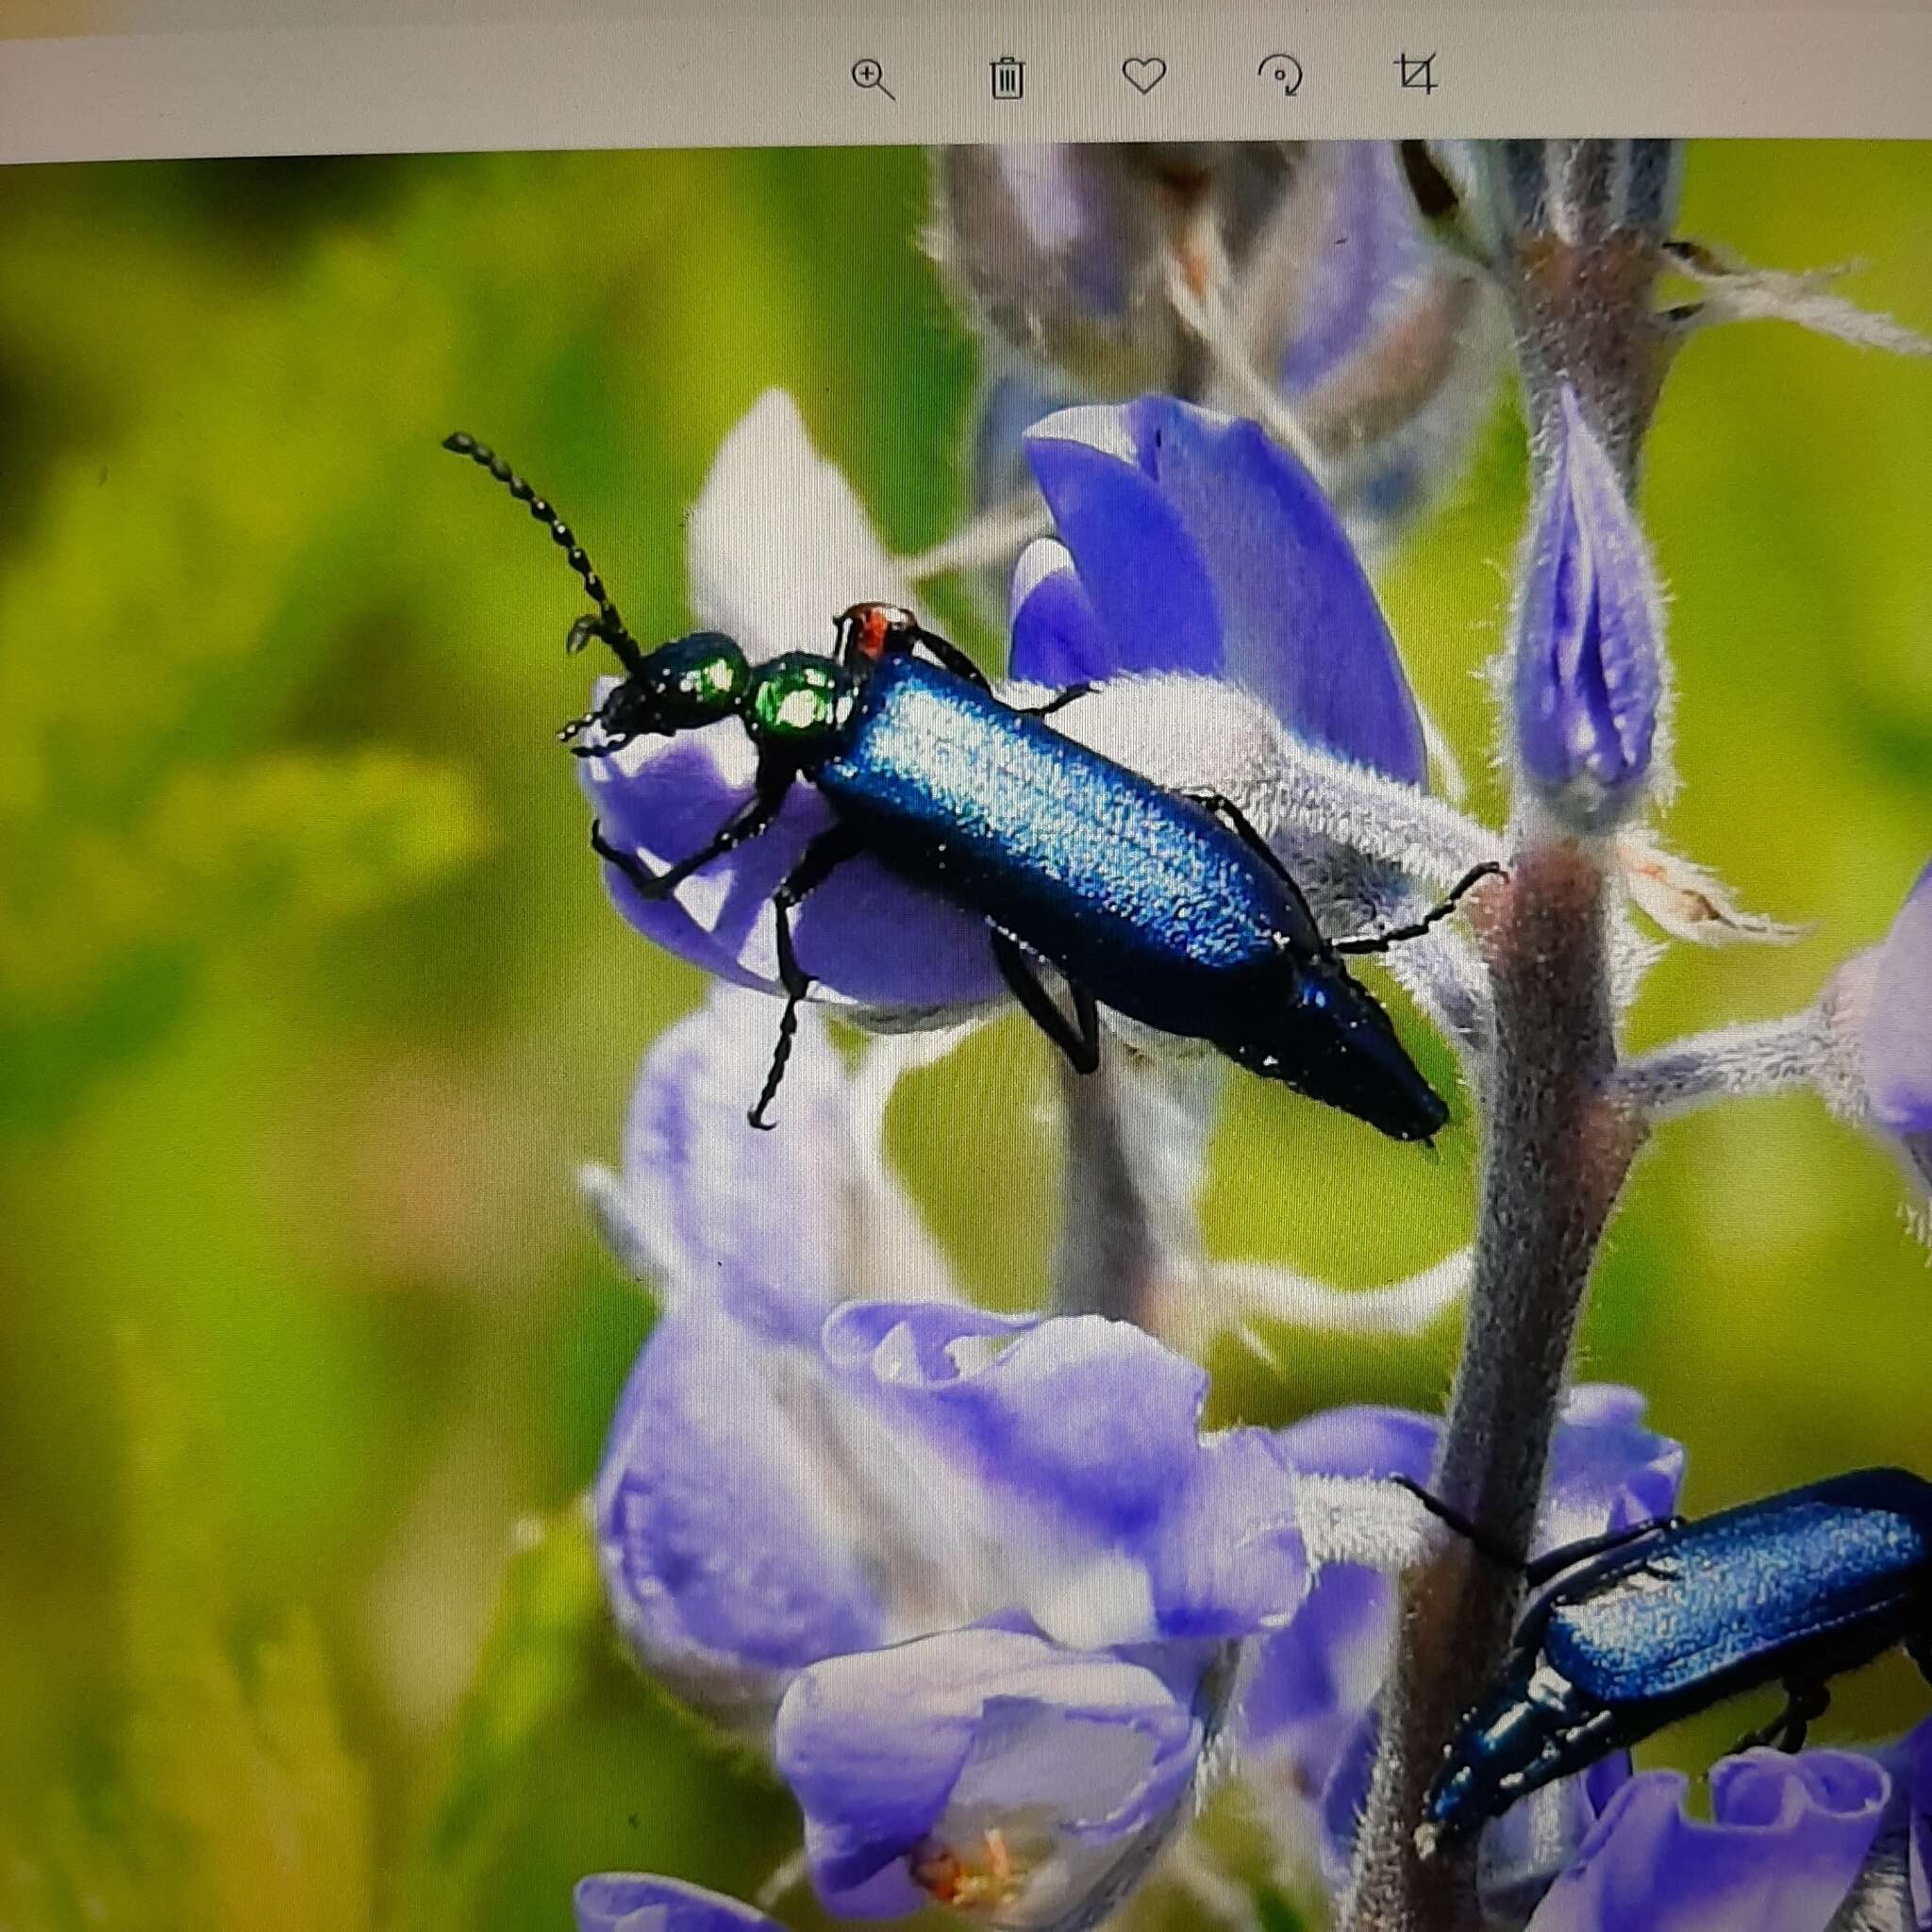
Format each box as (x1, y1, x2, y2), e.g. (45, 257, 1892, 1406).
(687, 390, 914, 663)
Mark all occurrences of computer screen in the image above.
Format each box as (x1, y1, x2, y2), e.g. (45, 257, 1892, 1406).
(3, 8, 1929, 1931)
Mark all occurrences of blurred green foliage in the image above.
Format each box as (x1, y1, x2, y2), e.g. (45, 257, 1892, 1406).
(0, 142, 1928, 1929)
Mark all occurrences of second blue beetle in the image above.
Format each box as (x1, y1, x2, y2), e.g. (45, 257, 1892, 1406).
(1420, 1466, 1932, 1854)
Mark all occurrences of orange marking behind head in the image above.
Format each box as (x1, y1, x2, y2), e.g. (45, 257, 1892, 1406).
(836, 601, 919, 663)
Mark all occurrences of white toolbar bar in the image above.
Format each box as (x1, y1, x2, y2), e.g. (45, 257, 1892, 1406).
(3, 6, 1928, 165)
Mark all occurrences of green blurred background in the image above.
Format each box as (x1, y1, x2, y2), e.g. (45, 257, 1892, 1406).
(0, 142, 1928, 1930)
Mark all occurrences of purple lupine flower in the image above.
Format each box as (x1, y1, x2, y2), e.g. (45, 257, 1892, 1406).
(574, 1874, 784, 1932)
(1257, 142, 1503, 541)
(932, 144, 1297, 398)
(1520, 1747, 1894, 1932)
(581, 389, 1430, 1017)
(1015, 397, 1426, 783)
(821, 1298, 1307, 1649)
(1842, 858, 1932, 1195)
(1263, 1388, 1682, 1896)
(775, 1625, 1214, 1924)
(587, 985, 966, 1726)
(1511, 385, 1666, 830)
(588, 989, 1314, 1718)
(950, 144, 1505, 554)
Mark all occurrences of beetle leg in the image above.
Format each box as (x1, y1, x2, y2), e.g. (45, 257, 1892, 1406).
(1734, 1679, 1831, 1755)
(1178, 790, 1297, 881)
(588, 757, 794, 900)
(1522, 1515, 1686, 1590)
(990, 930, 1101, 1074)
(1019, 682, 1095, 720)
(749, 825, 865, 1131)
(909, 625, 994, 692)
(589, 819, 665, 897)
(1392, 1475, 1681, 1586)
(1390, 1477, 1520, 1570)
(1332, 862, 1507, 958)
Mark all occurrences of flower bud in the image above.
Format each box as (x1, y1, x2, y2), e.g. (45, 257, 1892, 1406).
(1511, 387, 1665, 830)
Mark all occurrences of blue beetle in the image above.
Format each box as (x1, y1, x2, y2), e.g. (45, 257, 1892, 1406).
(1417, 1467, 1932, 1855)
(445, 432, 1492, 1136)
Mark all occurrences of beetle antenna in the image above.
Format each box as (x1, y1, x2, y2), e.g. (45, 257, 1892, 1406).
(442, 432, 647, 675)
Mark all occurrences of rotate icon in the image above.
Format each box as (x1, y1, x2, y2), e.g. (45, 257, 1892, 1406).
(1257, 52, 1304, 96)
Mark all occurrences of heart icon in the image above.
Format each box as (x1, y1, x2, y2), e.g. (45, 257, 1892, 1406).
(1122, 56, 1166, 93)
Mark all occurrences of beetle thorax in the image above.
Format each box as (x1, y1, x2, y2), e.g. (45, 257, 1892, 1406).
(748, 655, 858, 747)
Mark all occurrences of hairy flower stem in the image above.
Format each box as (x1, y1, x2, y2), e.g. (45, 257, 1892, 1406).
(1343, 842, 1648, 1932)
(1049, 1050, 1217, 1328)
(1482, 140, 1684, 480)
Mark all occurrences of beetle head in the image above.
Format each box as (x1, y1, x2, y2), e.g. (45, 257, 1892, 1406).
(560, 632, 752, 755)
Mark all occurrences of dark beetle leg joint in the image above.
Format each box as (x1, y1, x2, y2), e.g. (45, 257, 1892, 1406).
(991, 931, 1101, 1074)
(589, 819, 670, 898)
(1733, 1679, 1830, 1755)
(1391, 1476, 1520, 1571)
(749, 826, 863, 1130)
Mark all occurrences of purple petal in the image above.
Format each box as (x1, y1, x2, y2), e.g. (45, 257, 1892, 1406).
(1244, 1564, 1391, 1801)
(1151, 1429, 1307, 1639)
(1861, 858, 1932, 1138)
(775, 1627, 1204, 1922)
(575, 1874, 785, 1932)
(579, 719, 1005, 1010)
(824, 1303, 1207, 1539)
(592, 1309, 889, 1708)
(1278, 143, 1437, 399)
(1277, 1404, 1439, 1484)
(1478, 1757, 1636, 1925)
(1024, 397, 1426, 782)
(1524, 1752, 1890, 1932)
(1008, 539, 1114, 685)
(1021, 405, 1225, 681)
(823, 1302, 1305, 1647)
(824, 1304, 1205, 1646)
(1512, 386, 1663, 824)
(1317, 1704, 1381, 1892)
(592, 985, 855, 1337)
(1539, 1384, 1686, 1553)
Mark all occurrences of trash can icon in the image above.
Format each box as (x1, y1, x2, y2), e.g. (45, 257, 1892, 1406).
(990, 55, 1024, 100)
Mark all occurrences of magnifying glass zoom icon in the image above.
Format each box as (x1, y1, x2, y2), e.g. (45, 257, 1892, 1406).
(852, 58, 895, 99)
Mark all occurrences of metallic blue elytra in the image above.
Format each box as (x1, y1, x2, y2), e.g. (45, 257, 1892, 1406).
(444, 434, 1487, 1137)
(810, 651, 1448, 1138)
(1421, 1468, 1932, 1853)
